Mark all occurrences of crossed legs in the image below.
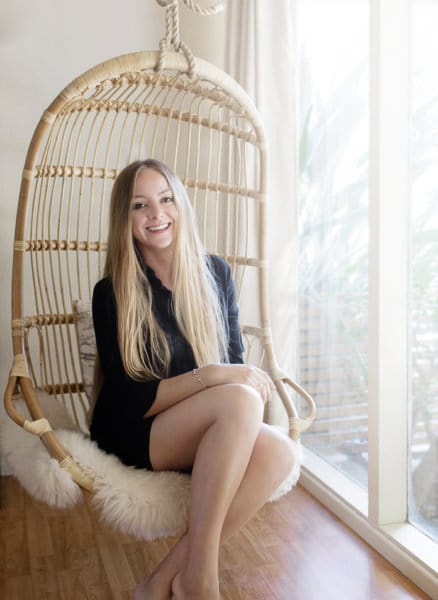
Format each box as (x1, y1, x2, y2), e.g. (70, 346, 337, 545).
(135, 383, 296, 600)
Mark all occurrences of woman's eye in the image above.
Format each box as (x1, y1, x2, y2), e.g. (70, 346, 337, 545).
(133, 202, 147, 210)
(162, 196, 174, 204)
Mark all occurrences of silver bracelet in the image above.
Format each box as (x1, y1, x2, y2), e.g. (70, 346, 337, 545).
(192, 368, 207, 389)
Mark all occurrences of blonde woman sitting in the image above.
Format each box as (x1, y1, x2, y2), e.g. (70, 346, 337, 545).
(89, 159, 296, 600)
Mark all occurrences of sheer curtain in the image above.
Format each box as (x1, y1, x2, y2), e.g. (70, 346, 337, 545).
(226, 1, 370, 478)
(296, 1, 369, 487)
(225, 1, 299, 402)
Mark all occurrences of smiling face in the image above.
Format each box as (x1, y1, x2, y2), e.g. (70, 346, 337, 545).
(131, 167, 178, 261)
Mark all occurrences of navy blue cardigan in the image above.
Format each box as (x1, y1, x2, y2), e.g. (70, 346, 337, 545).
(89, 255, 244, 469)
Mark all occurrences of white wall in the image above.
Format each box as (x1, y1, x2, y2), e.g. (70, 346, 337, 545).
(0, 0, 225, 468)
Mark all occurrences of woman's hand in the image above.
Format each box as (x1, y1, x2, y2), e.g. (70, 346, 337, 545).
(201, 363, 275, 404)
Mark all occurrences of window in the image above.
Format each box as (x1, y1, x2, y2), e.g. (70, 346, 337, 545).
(295, 0, 438, 594)
(297, 0, 369, 488)
(409, 0, 438, 543)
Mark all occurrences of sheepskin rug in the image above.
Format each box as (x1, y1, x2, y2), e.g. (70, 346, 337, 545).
(0, 392, 301, 541)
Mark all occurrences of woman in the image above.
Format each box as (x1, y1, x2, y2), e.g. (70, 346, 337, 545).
(90, 159, 296, 600)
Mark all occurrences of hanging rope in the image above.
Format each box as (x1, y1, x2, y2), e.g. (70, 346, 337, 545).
(155, 0, 224, 78)
(180, 0, 224, 16)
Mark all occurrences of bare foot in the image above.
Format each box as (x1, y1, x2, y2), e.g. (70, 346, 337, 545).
(170, 573, 183, 600)
(171, 572, 220, 600)
(134, 573, 171, 600)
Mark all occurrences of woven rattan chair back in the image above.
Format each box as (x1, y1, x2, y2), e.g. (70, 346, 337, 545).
(5, 51, 315, 485)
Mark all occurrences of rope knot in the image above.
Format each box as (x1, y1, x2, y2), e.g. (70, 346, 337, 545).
(155, 0, 224, 78)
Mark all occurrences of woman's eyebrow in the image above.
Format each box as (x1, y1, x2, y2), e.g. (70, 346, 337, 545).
(158, 187, 172, 196)
(132, 188, 172, 200)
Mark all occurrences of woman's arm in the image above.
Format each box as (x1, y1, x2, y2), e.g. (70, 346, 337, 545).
(92, 278, 161, 420)
(145, 362, 274, 417)
(223, 259, 245, 364)
(208, 254, 245, 364)
(93, 265, 273, 421)
(146, 256, 274, 416)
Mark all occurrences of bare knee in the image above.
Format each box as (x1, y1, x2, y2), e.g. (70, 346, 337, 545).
(216, 384, 264, 431)
(252, 426, 297, 487)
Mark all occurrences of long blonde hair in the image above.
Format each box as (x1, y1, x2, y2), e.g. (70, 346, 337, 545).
(104, 159, 228, 380)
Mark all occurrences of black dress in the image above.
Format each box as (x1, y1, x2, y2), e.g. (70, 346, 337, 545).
(89, 255, 244, 469)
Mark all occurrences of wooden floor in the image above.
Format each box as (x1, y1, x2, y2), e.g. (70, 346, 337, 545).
(0, 476, 431, 600)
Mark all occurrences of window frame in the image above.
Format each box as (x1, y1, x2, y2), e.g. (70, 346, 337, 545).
(298, 1, 438, 595)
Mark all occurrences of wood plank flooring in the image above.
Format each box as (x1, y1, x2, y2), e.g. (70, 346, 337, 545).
(0, 476, 431, 599)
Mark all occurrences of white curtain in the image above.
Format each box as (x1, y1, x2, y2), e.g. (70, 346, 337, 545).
(225, 1, 299, 382)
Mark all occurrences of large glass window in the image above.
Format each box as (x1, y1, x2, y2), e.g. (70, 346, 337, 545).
(297, 0, 369, 487)
(409, 0, 438, 542)
(294, 1, 437, 587)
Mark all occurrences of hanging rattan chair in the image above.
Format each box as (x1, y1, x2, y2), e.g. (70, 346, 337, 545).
(2, 0, 315, 540)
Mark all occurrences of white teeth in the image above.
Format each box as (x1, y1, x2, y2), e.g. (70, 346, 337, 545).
(147, 223, 169, 231)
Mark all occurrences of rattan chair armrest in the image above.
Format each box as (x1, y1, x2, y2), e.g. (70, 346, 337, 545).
(4, 374, 27, 427)
(4, 372, 94, 492)
(4, 373, 69, 462)
(273, 368, 316, 439)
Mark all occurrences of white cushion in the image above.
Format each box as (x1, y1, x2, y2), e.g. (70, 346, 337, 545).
(0, 392, 191, 539)
(73, 299, 96, 402)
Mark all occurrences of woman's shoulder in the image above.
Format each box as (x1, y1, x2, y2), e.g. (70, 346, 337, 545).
(92, 276, 114, 302)
(94, 275, 112, 291)
(207, 254, 232, 281)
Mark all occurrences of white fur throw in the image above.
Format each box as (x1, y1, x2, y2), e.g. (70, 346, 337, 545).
(1, 392, 300, 541)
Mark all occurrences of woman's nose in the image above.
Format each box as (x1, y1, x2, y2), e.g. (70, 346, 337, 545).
(147, 204, 163, 219)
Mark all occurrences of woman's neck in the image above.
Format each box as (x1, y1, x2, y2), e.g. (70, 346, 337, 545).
(143, 250, 174, 291)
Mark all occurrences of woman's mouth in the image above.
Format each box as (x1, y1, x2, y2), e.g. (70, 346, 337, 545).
(147, 223, 171, 232)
